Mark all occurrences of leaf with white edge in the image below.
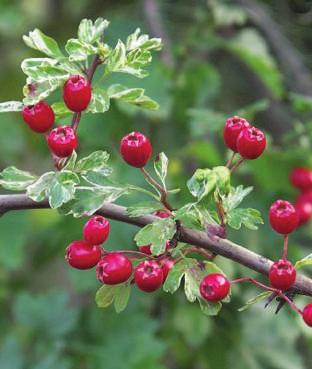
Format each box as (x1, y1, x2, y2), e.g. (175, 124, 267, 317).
(65, 38, 97, 62)
(63, 151, 77, 171)
(126, 28, 162, 51)
(82, 170, 114, 186)
(0, 167, 37, 191)
(95, 284, 115, 308)
(223, 185, 253, 212)
(75, 151, 110, 173)
(113, 283, 131, 313)
(51, 102, 71, 118)
(213, 166, 231, 195)
(88, 88, 110, 113)
(0, 101, 23, 113)
(127, 201, 163, 217)
(184, 269, 199, 303)
(174, 203, 204, 229)
(198, 298, 222, 316)
(134, 218, 176, 256)
(21, 58, 70, 82)
(295, 253, 312, 270)
(48, 171, 80, 209)
(187, 168, 217, 201)
(23, 28, 64, 58)
(154, 152, 168, 187)
(78, 18, 109, 44)
(26, 172, 55, 201)
(23, 78, 61, 105)
(227, 208, 263, 230)
(238, 291, 271, 312)
(106, 40, 127, 73)
(163, 259, 196, 294)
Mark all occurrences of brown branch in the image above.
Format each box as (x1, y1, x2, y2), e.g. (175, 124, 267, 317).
(1, 194, 312, 297)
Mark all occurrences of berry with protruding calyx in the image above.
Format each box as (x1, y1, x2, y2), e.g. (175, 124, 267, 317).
(83, 215, 110, 245)
(269, 259, 296, 290)
(303, 303, 312, 327)
(154, 210, 170, 218)
(200, 273, 230, 302)
(290, 167, 312, 192)
(160, 258, 175, 283)
(223, 116, 250, 152)
(96, 252, 133, 285)
(63, 75, 92, 112)
(269, 200, 299, 234)
(120, 131, 152, 168)
(295, 192, 312, 226)
(47, 125, 78, 157)
(22, 101, 55, 133)
(65, 240, 101, 270)
(236, 126, 266, 159)
(139, 240, 170, 256)
(134, 260, 164, 292)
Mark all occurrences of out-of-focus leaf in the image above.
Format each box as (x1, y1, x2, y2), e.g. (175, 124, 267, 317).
(0, 166, 37, 191)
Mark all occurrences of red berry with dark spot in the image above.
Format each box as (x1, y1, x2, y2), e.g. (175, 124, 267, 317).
(223, 116, 250, 152)
(139, 240, 170, 256)
(269, 200, 299, 234)
(83, 216, 110, 245)
(290, 167, 312, 192)
(22, 101, 55, 133)
(236, 126, 266, 159)
(295, 192, 312, 225)
(134, 260, 164, 292)
(47, 125, 78, 157)
(154, 210, 170, 218)
(65, 240, 101, 270)
(96, 252, 133, 285)
(269, 259, 296, 290)
(200, 273, 230, 302)
(303, 303, 312, 327)
(120, 131, 152, 168)
(63, 75, 92, 112)
(160, 258, 175, 283)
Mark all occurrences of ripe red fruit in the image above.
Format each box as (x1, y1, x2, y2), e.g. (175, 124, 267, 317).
(22, 101, 55, 133)
(63, 75, 92, 112)
(96, 252, 133, 285)
(83, 216, 110, 245)
(120, 131, 152, 168)
(236, 126, 266, 159)
(223, 116, 250, 152)
(47, 125, 78, 157)
(295, 192, 312, 225)
(290, 167, 312, 192)
(268, 259, 296, 290)
(302, 303, 312, 327)
(134, 260, 164, 292)
(154, 210, 170, 218)
(200, 273, 230, 302)
(269, 200, 299, 234)
(65, 240, 101, 270)
(139, 240, 170, 256)
(160, 258, 175, 282)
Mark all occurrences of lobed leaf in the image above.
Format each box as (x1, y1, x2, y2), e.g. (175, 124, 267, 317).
(227, 207, 263, 230)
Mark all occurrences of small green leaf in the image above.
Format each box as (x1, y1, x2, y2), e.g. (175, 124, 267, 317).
(51, 102, 71, 118)
(163, 259, 194, 294)
(198, 298, 222, 316)
(88, 88, 110, 113)
(227, 208, 263, 230)
(223, 185, 253, 212)
(295, 253, 312, 270)
(78, 18, 109, 44)
(48, 171, 80, 209)
(106, 40, 127, 73)
(187, 168, 217, 201)
(26, 172, 55, 201)
(174, 203, 204, 229)
(127, 201, 163, 217)
(126, 28, 162, 51)
(75, 151, 110, 173)
(21, 58, 70, 82)
(0, 101, 23, 112)
(63, 151, 77, 171)
(213, 166, 231, 195)
(23, 28, 64, 58)
(0, 167, 37, 191)
(238, 291, 272, 312)
(65, 38, 97, 62)
(114, 284, 131, 313)
(95, 285, 115, 308)
(154, 152, 168, 187)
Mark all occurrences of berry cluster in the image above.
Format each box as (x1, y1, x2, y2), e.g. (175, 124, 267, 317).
(290, 167, 312, 226)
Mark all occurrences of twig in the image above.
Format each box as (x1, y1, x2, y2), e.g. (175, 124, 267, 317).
(230, 158, 245, 173)
(282, 234, 289, 260)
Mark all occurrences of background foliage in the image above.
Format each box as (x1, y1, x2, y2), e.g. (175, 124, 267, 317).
(0, 0, 312, 368)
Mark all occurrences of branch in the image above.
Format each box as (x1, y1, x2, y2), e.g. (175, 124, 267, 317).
(1, 194, 312, 297)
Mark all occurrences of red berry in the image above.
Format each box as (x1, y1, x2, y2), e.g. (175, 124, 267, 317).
(236, 126, 266, 159)
(290, 167, 312, 192)
(120, 131, 152, 168)
(134, 260, 164, 292)
(269, 259, 296, 290)
(96, 252, 132, 285)
(154, 210, 170, 218)
(139, 240, 170, 256)
(295, 192, 312, 225)
(303, 303, 312, 327)
(65, 240, 101, 270)
(22, 101, 55, 133)
(63, 75, 92, 112)
(269, 200, 299, 234)
(83, 216, 110, 245)
(47, 125, 78, 157)
(200, 273, 230, 302)
(223, 116, 250, 152)
(160, 258, 175, 283)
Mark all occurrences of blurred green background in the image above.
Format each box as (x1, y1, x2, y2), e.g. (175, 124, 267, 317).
(0, 0, 312, 368)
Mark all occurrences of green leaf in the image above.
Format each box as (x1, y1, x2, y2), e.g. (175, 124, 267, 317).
(227, 208, 263, 230)
(114, 284, 131, 313)
(51, 102, 71, 118)
(96, 282, 131, 313)
(187, 168, 217, 201)
(127, 201, 163, 217)
(213, 166, 231, 195)
(238, 291, 272, 312)
(88, 88, 110, 113)
(163, 259, 196, 294)
(0, 101, 23, 112)
(48, 171, 80, 209)
(295, 253, 312, 270)
(126, 28, 162, 51)
(63, 151, 77, 171)
(23, 78, 61, 105)
(134, 218, 176, 255)
(95, 285, 115, 308)
(198, 298, 222, 316)
(0, 167, 37, 191)
(75, 150, 110, 173)
(222, 185, 253, 212)
(23, 28, 64, 58)
(154, 152, 168, 187)
(106, 40, 127, 73)
(26, 172, 55, 201)
(78, 18, 109, 44)
(174, 203, 205, 229)
(21, 58, 70, 82)
(65, 38, 97, 62)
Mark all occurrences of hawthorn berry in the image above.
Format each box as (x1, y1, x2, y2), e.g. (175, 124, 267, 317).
(295, 192, 312, 225)
(120, 131, 152, 168)
(65, 240, 101, 270)
(63, 75, 92, 112)
(268, 259, 296, 290)
(22, 101, 55, 133)
(269, 200, 299, 234)
(236, 126, 266, 159)
(160, 258, 175, 283)
(302, 303, 312, 327)
(96, 252, 132, 285)
(154, 210, 170, 218)
(83, 215, 110, 245)
(139, 240, 170, 256)
(134, 260, 164, 292)
(290, 167, 312, 192)
(47, 125, 78, 157)
(199, 273, 230, 302)
(223, 116, 250, 152)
